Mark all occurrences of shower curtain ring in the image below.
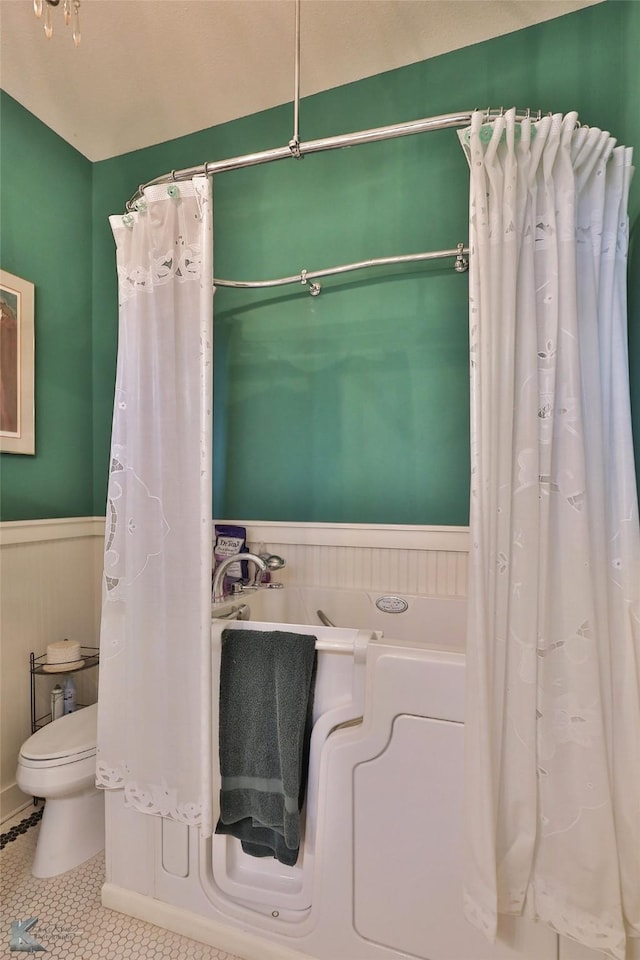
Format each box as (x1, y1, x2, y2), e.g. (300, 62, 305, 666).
(455, 242, 469, 273)
(300, 269, 321, 296)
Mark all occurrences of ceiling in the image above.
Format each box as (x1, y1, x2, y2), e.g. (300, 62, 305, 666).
(0, 0, 601, 163)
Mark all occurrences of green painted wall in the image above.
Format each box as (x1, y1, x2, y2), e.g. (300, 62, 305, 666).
(92, 0, 640, 525)
(0, 92, 93, 520)
(2, 1, 638, 523)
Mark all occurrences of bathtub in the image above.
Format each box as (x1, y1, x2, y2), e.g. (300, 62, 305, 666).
(102, 585, 557, 960)
(218, 584, 468, 652)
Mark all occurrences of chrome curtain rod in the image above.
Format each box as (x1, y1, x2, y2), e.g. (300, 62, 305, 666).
(124, 0, 550, 209)
(125, 107, 547, 211)
(213, 244, 469, 297)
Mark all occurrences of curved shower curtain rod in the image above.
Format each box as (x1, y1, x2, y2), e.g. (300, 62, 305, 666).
(122, 7, 559, 294)
(122, 11, 558, 292)
(125, 109, 474, 208)
(213, 244, 470, 297)
(125, 106, 553, 212)
(124, 107, 548, 293)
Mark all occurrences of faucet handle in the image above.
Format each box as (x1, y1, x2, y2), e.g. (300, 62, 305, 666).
(258, 554, 286, 571)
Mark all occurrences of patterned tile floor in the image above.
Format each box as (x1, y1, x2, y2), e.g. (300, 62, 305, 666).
(0, 806, 244, 959)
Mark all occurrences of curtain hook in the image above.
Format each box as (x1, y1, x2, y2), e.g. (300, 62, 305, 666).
(300, 269, 321, 296)
(454, 242, 469, 273)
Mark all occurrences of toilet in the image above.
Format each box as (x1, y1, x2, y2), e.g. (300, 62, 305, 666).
(16, 703, 104, 878)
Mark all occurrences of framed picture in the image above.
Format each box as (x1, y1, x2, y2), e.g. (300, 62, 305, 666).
(1, 269, 35, 455)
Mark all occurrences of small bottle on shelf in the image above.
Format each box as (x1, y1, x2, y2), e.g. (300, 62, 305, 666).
(51, 684, 64, 721)
(62, 675, 77, 714)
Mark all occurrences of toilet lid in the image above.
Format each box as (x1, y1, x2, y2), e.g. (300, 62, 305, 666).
(20, 703, 98, 762)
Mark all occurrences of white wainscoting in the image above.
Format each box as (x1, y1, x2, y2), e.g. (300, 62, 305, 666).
(235, 521, 470, 598)
(0, 517, 469, 822)
(0, 518, 104, 822)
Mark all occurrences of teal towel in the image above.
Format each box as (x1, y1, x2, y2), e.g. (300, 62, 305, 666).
(216, 628, 317, 866)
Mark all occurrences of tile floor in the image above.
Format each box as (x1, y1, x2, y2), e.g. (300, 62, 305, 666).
(0, 805, 245, 959)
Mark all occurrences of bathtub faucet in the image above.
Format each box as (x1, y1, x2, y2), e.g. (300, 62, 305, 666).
(212, 553, 268, 603)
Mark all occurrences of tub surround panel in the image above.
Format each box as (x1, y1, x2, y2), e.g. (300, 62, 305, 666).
(104, 795, 155, 898)
(102, 878, 316, 960)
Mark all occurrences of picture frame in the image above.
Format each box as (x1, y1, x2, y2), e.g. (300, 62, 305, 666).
(1, 269, 35, 455)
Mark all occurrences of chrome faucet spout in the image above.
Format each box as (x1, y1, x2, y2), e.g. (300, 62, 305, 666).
(212, 553, 268, 603)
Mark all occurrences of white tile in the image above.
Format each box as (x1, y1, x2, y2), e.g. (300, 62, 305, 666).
(0, 815, 245, 959)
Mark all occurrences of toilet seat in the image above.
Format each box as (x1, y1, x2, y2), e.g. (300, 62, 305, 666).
(18, 747, 96, 769)
(19, 703, 97, 767)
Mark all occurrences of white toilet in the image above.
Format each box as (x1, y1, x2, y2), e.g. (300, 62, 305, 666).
(16, 703, 104, 878)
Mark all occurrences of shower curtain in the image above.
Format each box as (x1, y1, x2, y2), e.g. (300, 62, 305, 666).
(459, 110, 640, 960)
(96, 177, 214, 836)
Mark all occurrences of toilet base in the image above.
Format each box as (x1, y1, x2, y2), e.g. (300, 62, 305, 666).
(32, 789, 105, 878)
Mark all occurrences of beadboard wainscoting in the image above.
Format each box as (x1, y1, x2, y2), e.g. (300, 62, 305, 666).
(0, 517, 468, 822)
(0, 519, 104, 822)
(237, 522, 470, 598)
(235, 520, 469, 597)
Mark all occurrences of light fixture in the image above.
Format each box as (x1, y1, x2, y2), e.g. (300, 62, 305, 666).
(33, 0, 81, 47)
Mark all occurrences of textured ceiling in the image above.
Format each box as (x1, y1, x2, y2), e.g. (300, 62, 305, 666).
(0, 0, 601, 162)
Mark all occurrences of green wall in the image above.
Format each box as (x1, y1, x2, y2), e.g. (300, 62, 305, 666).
(2, 1, 639, 523)
(0, 91, 93, 520)
(92, 0, 640, 525)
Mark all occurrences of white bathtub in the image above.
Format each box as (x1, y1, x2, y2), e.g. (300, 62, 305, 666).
(214, 583, 467, 651)
(103, 585, 557, 960)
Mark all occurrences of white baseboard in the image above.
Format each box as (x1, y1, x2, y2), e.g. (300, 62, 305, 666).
(0, 782, 31, 824)
(101, 883, 316, 960)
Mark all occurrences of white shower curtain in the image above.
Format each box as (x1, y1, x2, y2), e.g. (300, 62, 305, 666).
(460, 110, 640, 959)
(97, 177, 214, 835)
